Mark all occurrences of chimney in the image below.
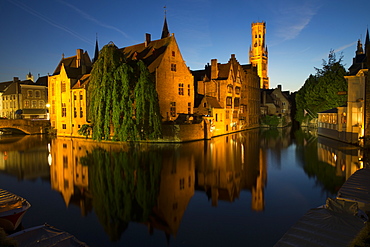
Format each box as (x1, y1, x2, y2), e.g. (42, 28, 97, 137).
(211, 59, 218, 80)
(277, 85, 282, 91)
(76, 49, 83, 67)
(13, 77, 19, 82)
(145, 33, 151, 47)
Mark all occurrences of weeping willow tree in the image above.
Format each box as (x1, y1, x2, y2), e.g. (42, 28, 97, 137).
(89, 42, 162, 141)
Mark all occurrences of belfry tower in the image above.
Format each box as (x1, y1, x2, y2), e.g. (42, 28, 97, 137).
(249, 22, 269, 89)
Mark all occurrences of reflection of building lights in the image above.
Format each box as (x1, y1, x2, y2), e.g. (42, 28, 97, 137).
(48, 153, 52, 166)
(47, 143, 50, 152)
(333, 154, 337, 162)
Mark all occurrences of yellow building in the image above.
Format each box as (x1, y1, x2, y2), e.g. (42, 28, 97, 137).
(249, 22, 269, 89)
(48, 49, 92, 136)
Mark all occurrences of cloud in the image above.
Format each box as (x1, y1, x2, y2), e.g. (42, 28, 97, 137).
(273, 1, 321, 41)
(334, 41, 357, 53)
(5, 0, 93, 45)
(57, 0, 131, 40)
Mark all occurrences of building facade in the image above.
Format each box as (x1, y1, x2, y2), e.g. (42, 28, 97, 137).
(260, 85, 292, 127)
(192, 54, 260, 137)
(0, 75, 48, 119)
(121, 30, 194, 122)
(48, 49, 92, 136)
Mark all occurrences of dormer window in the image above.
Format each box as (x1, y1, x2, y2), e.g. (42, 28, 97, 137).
(133, 52, 138, 60)
(172, 51, 175, 57)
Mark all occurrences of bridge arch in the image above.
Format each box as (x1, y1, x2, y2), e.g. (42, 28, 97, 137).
(0, 119, 50, 135)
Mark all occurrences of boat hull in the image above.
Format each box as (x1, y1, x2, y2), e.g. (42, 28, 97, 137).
(0, 189, 31, 231)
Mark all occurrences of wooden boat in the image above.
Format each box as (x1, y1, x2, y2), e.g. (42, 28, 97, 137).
(0, 189, 31, 231)
(8, 224, 89, 246)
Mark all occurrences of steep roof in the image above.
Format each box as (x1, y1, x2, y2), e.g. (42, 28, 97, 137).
(2, 80, 35, 95)
(194, 94, 222, 109)
(72, 74, 90, 89)
(0, 81, 13, 92)
(53, 51, 92, 77)
(120, 36, 173, 73)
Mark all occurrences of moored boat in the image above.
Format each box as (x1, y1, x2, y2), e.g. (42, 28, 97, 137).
(8, 224, 89, 246)
(0, 189, 31, 231)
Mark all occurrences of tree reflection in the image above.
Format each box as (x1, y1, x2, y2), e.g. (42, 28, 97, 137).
(82, 147, 162, 241)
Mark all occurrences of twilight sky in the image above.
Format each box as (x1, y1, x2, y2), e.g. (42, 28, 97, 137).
(0, 0, 369, 92)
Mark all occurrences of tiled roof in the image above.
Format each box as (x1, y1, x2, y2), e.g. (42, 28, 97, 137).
(72, 74, 90, 89)
(206, 96, 222, 108)
(53, 52, 92, 76)
(2, 80, 34, 95)
(120, 36, 172, 73)
(0, 81, 12, 92)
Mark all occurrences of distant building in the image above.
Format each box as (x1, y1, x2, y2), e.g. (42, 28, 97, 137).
(249, 22, 269, 89)
(192, 54, 260, 136)
(260, 85, 292, 127)
(0, 75, 48, 119)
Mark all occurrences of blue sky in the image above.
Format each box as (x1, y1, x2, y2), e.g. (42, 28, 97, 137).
(0, 0, 369, 92)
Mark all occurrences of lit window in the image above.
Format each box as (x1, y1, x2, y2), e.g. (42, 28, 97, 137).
(31, 100, 37, 108)
(61, 83, 66, 93)
(62, 103, 67, 117)
(24, 100, 29, 108)
(39, 100, 44, 108)
(170, 102, 176, 117)
(178, 83, 184, 95)
(27, 90, 33, 98)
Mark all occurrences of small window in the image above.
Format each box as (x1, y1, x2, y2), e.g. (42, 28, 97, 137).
(35, 91, 40, 98)
(62, 124, 67, 129)
(31, 100, 37, 108)
(171, 64, 176, 71)
(172, 51, 175, 57)
(61, 83, 66, 93)
(178, 83, 184, 95)
(27, 90, 33, 98)
(170, 102, 176, 117)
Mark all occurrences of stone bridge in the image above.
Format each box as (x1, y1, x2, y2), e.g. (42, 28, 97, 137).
(0, 119, 50, 134)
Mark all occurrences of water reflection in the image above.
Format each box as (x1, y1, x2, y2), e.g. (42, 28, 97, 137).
(0, 135, 49, 180)
(0, 128, 366, 245)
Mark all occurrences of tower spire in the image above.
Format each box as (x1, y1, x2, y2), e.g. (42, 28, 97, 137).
(365, 28, 370, 48)
(161, 6, 170, 39)
(93, 33, 99, 63)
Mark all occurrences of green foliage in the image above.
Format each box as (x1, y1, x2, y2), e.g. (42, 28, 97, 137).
(295, 50, 347, 123)
(78, 124, 91, 137)
(89, 43, 162, 141)
(261, 115, 280, 127)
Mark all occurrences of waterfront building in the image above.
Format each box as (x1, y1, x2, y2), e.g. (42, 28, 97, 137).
(0, 75, 48, 119)
(192, 54, 260, 136)
(48, 49, 92, 136)
(260, 85, 292, 127)
(120, 18, 194, 122)
(318, 29, 369, 145)
(249, 22, 269, 89)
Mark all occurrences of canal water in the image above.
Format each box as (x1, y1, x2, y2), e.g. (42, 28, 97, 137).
(0, 127, 363, 246)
